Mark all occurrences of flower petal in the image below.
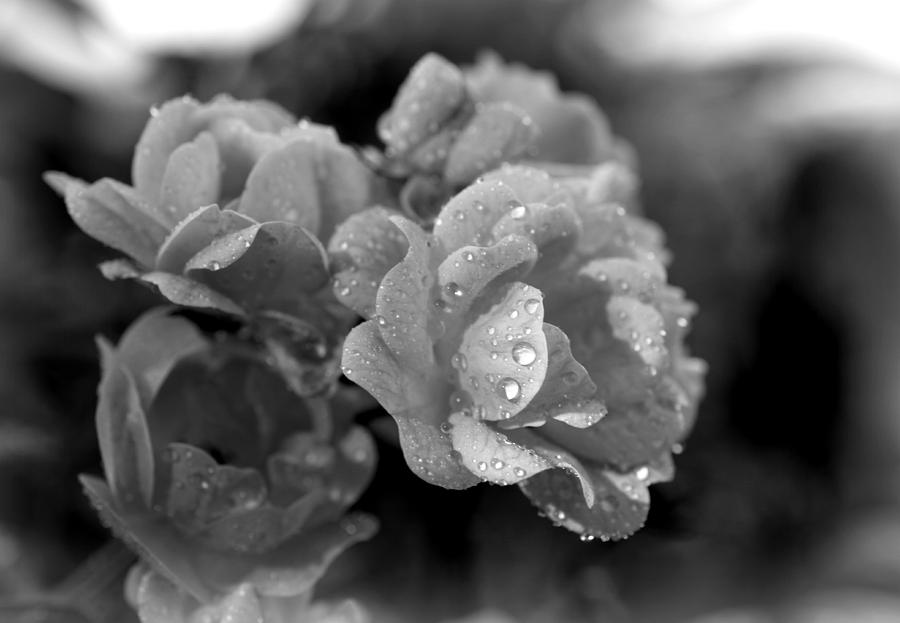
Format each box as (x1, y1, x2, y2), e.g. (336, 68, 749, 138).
(137, 272, 246, 316)
(157, 444, 268, 534)
(490, 201, 580, 273)
(328, 207, 407, 318)
(455, 283, 547, 421)
(155, 205, 256, 273)
(433, 177, 520, 250)
(96, 342, 155, 508)
(373, 217, 438, 369)
(239, 139, 322, 234)
(435, 234, 538, 328)
(185, 222, 330, 313)
(502, 323, 604, 430)
(133, 569, 197, 623)
(444, 102, 537, 187)
(518, 465, 650, 541)
(112, 307, 208, 404)
(191, 583, 263, 623)
(378, 53, 468, 155)
(448, 412, 551, 484)
(341, 321, 477, 489)
(158, 131, 222, 229)
(55, 176, 169, 267)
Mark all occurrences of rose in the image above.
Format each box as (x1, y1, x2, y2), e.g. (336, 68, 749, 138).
(45, 95, 376, 319)
(46, 95, 379, 395)
(335, 165, 704, 540)
(465, 52, 624, 166)
(82, 308, 377, 616)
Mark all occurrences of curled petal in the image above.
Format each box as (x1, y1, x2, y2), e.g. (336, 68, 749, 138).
(502, 323, 604, 430)
(155, 205, 255, 273)
(518, 464, 650, 541)
(328, 207, 407, 318)
(378, 53, 468, 155)
(481, 164, 572, 206)
(433, 177, 520, 250)
(491, 201, 580, 272)
(456, 283, 547, 422)
(444, 103, 537, 187)
(185, 221, 330, 312)
(373, 218, 438, 368)
(436, 235, 538, 326)
(448, 412, 551, 484)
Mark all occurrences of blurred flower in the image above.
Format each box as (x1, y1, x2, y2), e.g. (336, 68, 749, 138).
(338, 164, 704, 540)
(46, 95, 379, 394)
(82, 308, 377, 619)
(465, 52, 622, 166)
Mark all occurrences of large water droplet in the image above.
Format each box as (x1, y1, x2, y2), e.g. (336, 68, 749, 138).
(451, 353, 468, 371)
(523, 298, 540, 314)
(497, 377, 521, 403)
(512, 342, 536, 366)
(509, 204, 527, 219)
(491, 458, 505, 470)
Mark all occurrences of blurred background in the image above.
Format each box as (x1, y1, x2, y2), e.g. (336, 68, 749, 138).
(4, 0, 900, 621)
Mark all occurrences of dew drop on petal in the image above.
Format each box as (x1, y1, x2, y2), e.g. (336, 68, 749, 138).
(446, 282, 465, 298)
(512, 342, 537, 366)
(491, 458, 505, 470)
(523, 299, 540, 315)
(497, 377, 521, 403)
(451, 353, 468, 371)
(514, 467, 527, 478)
(635, 466, 650, 481)
(477, 461, 488, 472)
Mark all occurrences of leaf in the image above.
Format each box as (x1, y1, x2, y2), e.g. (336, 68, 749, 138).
(373, 217, 438, 368)
(448, 412, 551, 484)
(185, 221, 330, 313)
(155, 204, 256, 273)
(96, 343, 155, 507)
(328, 207, 408, 318)
(455, 283, 547, 422)
(159, 131, 222, 227)
(444, 103, 537, 187)
(433, 177, 520, 250)
(138, 272, 245, 316)
(378, 53, 468, 155)
(59, 177, 170, 267)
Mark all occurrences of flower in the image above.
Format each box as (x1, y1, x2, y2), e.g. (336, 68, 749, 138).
(337, 165, 704, 540)
(464, 52, 624, 166)
(45, 95, 376, 319)
(82, 308, 377, 617)
(46, 95, 379, 395)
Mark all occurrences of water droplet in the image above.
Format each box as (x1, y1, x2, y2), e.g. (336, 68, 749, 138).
(523, 299, 540, 314)
(509, 204, 527, 219)
(512, 342, 536, 366)
(464, 252, 475, 262)
(439, 422, 452, 434)
(491, 458, 505, 470)
(455, 211, 466, 221)
(208, 261, 221, 271)
(375, 315, 387, 326)
(497, 377, 521, 403)
(446, 282, 465, 298)
(477, 461, 488, 472)
(451, 353, 468, 371)
(580, 534, 596, 542)
(514, 467, 527, 478)
(509, 309, 519, 319)
(635, 466, 650, 481)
